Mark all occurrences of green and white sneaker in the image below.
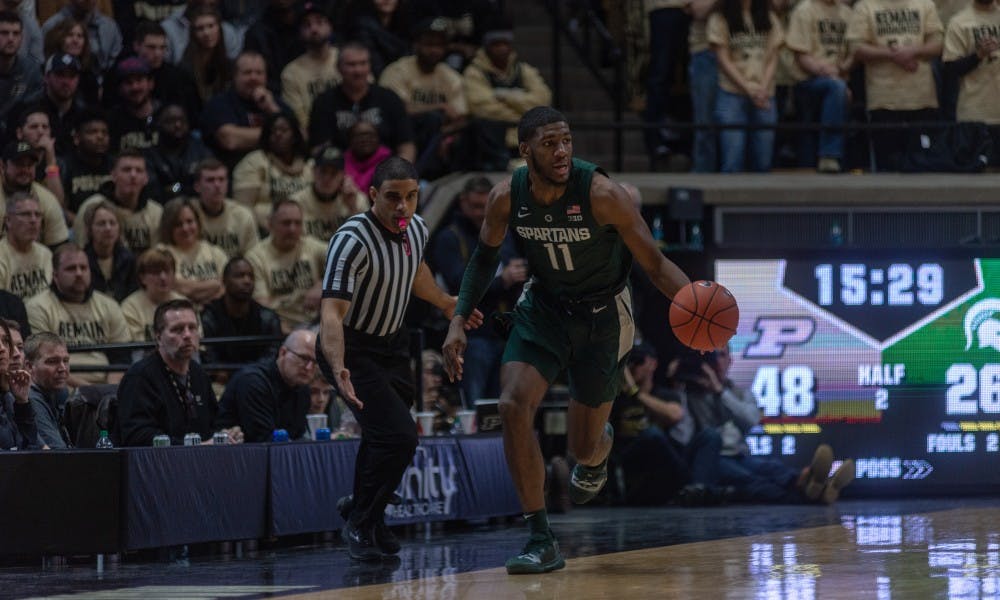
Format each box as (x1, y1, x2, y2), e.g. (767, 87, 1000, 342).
(568, 423, 613, 504)
(505, 533, 566, 574)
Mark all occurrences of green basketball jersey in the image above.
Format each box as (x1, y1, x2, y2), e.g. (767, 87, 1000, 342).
(509, 158, 632, 301)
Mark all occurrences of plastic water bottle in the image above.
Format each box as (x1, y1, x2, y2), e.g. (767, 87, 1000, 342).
(830, 221, 844, 246)
(690, 222, 703, 249)
(651, 214, 664, 247)
(95, 430, 114, 449)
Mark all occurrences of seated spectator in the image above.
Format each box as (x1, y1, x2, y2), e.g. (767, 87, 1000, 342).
(611, 344, 719, 506)
(308, 372, 357, 436)
(162, 0, 241, 65)
(13, 106, 65, 207)
(786, 0, 854, 173)
(111, 0, 185, 51)
(344, 120, 392, 192)
(0, 10, 42, 144)
(178, 6, 234, 104)
(421, 349, 460, 433)
(428, 175, 523, 406)
(81, 199, 138, 303)
(345, 0, 413, 77)
(4, 318, 23, 372)
(41, 18, 99, 105)
(308, 42, 416, 162)
(462, 17, 552, 170)
(25, 331, 71, 448)
(708, 0, 784, 173)
(200, 50, 284, 168)
(0, 317, 37, 450)
(157, 197, 227, 305)
(232, 111, 313, 231)
(847, 0, 943, 171)
(244, 198, 327, 333)
(291, 146, 369, 243)
(676, 346, 855, 503)
(4, 0, 42, 64)
(144, 103, 213, 201)
(74, 149, 163, 254)
(26, 243, 130, 386)
(379, 17, 468, 179)
(281, 2, 340, 132)
(242, 0, 305, 91)
(121, 247, 186, 342)
(0, 192, 52, 301)
(59, 108, 112, 217)
(41, 0, 122, 72)
(126, 21, 202, 122)
(942, 0, 1000, 129)
(200, 256, 282, 371)
(9, 52, 88, 156)
(109, 57, 159, 151)
(191, 158, 258, 258)
(117, 298, 224, 446)
(215, 328, 315, 442)
(0, 141, 69, 248)
(408, 0, 500, 71)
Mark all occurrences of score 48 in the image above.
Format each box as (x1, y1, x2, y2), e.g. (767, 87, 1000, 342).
(745, 317, 817, 417)
(751, 365, 816, 417)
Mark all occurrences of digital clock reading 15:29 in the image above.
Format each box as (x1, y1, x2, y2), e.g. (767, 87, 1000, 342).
(782, 260, 977, 342)
(813, 263, 944, 307)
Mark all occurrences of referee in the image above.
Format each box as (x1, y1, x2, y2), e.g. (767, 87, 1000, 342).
(316, 157, 482, 561)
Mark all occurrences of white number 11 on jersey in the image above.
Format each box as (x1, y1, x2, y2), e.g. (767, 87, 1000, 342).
(543, 243, 575, 271)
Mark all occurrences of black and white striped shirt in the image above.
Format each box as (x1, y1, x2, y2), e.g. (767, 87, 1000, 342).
(322, 211, 429, 337)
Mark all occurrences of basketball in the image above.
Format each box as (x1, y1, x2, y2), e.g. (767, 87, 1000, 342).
(669, 281, 739, 351)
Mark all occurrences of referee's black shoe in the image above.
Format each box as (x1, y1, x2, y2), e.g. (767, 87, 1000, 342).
(337, 493, 404, 520)
(374, 519, 401, 555)
(342, 521, 382, 561)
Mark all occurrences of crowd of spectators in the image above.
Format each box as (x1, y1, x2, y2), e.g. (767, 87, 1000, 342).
(632, 0, 1000, 172)
(0, 0, 550, 449)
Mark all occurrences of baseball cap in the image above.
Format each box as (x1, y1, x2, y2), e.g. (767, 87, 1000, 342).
(482, 16, 514, 45)
(44, 52, 82, 75)
(413, 17, 450, 40)
(2, 141, 39, 162)
(313, 145, 344, 169)
(299, 1, 329, 26)
(116, 56, 152, 78)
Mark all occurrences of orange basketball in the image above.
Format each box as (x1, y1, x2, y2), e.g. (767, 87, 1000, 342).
(669, 280, 739, 351)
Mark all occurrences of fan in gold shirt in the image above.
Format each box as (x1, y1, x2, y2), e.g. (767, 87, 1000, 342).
(191, 158, 259, 258)
(0, 192, 52, 302)
(121, 248, 188, 343)
(26, 244, 129, 386)
(0, 142, 69, 248)
(157, 197, 228, 306)
(290, 146, 369, 243)
(244, 198, 327, 333)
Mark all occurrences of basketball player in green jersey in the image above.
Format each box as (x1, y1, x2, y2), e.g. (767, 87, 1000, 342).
(443, 107, 693, 574)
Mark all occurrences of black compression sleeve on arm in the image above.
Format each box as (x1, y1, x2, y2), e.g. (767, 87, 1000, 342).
(454, 241, 502, 318)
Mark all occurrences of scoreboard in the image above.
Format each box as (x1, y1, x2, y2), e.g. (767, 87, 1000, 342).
(716, 257, 1000, 494)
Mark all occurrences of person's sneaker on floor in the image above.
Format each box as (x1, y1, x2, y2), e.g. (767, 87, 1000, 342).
(818, 157, 842, 173)
(568, 423, 613, 505)
(802, 444, 834, 501)
(548, 456, 572, 514)
(505, 532, 566, 574)
(341, 521, 382, 561)
(822, 458, 856, 504)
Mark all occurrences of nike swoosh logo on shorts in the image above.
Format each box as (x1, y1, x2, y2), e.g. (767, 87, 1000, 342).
(592, 305, 607, 314)
(517, 206, 531, 218)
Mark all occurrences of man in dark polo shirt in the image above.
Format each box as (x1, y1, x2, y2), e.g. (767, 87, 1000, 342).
(307, 42, 415, 162)
(216, 328, 315, 443)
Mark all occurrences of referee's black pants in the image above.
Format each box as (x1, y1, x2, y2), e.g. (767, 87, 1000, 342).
(318, 327, 418, 528)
